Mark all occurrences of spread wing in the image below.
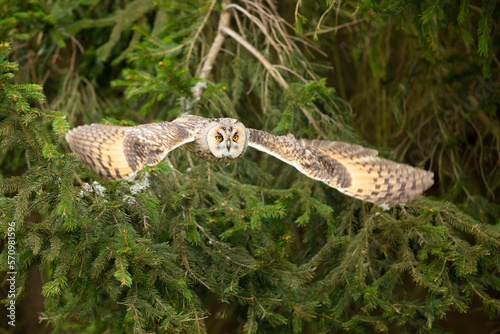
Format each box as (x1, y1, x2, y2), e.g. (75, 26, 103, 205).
(66, 117, 199, 180)
(248, 129, 434, 204)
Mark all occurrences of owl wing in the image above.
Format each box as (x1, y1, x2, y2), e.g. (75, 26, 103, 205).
(66, 117, 199, 180)
(248, 129, 434, 204)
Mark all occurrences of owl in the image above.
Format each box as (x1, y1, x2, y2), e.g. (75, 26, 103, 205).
(65, 115, 434, 204)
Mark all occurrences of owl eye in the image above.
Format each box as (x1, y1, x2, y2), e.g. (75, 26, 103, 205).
(215, 135, 223, 141)
(232, 134, 239, 141)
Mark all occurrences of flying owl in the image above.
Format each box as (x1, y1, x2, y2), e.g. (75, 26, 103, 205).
(65, 115, 434, 204)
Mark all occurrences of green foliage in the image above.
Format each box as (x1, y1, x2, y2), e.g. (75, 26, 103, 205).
(1, 0, 500, 333)
(343, 0, 497, 60)
(296, 0, 500, 209)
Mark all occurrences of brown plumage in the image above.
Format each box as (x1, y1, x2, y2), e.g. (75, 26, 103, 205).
(66, 119, 196, 180)
(297, 140, 434, 204)
(66, 115, 433, 205)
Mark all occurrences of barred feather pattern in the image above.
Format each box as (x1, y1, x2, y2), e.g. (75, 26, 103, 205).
(66, 122, 195, 180)
(66, 115, 433, 204)
(298, 139, 434, 204)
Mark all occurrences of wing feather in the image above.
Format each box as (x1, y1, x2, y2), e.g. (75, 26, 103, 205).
(248, 129, 352, 187)
(66, 121, 196, 180)
(249, 131, 433, 204)
(298, 139, 434, 204)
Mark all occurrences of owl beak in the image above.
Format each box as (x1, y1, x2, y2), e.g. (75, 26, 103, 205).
(226, 141, 231, 151)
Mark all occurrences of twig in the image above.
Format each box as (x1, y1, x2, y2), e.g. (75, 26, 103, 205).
(219, 26, 288, 89)
(220, 26, 327, 137)
(186, 0, 218, 66)
(226, 3, 281, 54)
(312, 6, 332, 40)
(304, 18, 365, 37)
(294, 0, 302, 26)
(273, 64, 307, 83)
(25, 150, 31, 169)
(182, 254, 214, 291)
(187, 1, 328, 138)
(335, 0, 341, 31)
(196, 0, 232, 83)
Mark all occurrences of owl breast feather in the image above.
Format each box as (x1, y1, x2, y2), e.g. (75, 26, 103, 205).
(183, 142, 241, 163)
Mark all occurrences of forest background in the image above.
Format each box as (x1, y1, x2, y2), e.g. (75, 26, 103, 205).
(0, 0, 499, 333)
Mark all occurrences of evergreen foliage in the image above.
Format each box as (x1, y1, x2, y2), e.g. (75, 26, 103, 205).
(1, 1, 499, 333)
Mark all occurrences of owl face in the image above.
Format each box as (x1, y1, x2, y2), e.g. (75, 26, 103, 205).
(205, 119, 248, 160)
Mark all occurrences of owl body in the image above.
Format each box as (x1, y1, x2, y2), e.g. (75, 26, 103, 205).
(66, 115, 434, 205)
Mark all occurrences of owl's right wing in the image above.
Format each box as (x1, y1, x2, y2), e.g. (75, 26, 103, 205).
(247, 129, 434, 204)
(66, 117, 200, 180)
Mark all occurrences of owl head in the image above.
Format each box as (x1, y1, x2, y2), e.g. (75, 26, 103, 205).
(205, 118, 248, 160)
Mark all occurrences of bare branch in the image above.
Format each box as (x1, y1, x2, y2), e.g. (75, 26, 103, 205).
(186, 0, 218, 65)
(219, 26, 288, 89)
(313, 5, 332, 40)
(196, 0, 232, 82)
(220, 26, 327, 137)
(226, 3, 282, 55)
(304, 18, 365, 37)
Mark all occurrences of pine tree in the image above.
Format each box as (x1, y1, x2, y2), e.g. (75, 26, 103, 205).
(1, 1, 499, 333)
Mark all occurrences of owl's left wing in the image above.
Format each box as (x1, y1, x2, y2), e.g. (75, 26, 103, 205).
(247, 129, 434, 204)
(66, 119, 198, 180)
